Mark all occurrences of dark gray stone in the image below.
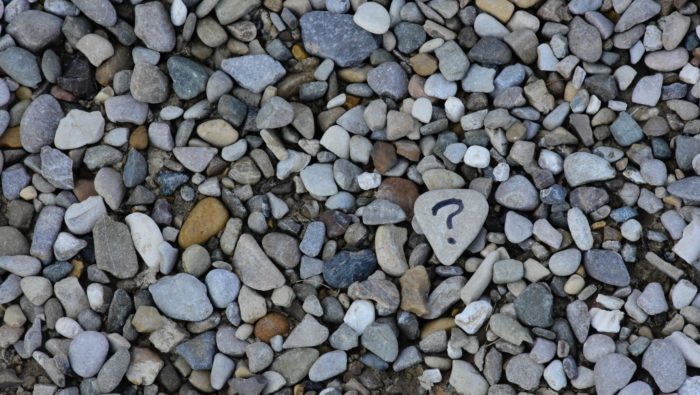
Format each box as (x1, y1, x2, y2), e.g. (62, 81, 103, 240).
(300, 11, 380, 67)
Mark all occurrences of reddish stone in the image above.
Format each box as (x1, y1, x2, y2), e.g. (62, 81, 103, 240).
(377, 177, 419, 218)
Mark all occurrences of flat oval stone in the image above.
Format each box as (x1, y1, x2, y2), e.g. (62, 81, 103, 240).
(584, 249, 630, 287)
(178, 197, 230, 249)
(149, 273, 214, 321)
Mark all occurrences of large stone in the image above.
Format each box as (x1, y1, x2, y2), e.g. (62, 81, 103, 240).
(564, 152, 616, 187)
(221, 55, 286, 94)
(300, 11, 380, 67)
(414, 189, 488, 265)
(7, 10, 63, 52)
(584, 250, 630, 287)
(93, 216, 139, 279)
(134, 2, 176, 52)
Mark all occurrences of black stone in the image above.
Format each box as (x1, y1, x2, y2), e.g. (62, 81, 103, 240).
(323, 249, 378, 289)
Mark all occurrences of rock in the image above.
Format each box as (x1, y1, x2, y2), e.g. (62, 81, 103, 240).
(20, 95, 63, 153)
(367, 62, 408, 101)
(134, 2, 176, 52)
(221, 55, 286, 94)
(64, 196, 106, 235)
(615, 0, 660, 32)
(584, 250, 630, 286)
(126, 347, 163, 386)
(283, 315, 329, 348)
(568, 207, 593, 250)
(642, 339, 686, 392)
(514, 283, 553, 327)
(233, 234, 285, 291)
(205, 269, 240, 308)
(0, 47, 42, 88)
(0, 227, 29, 256)
(455, 300, 492, 335)
(30, 206, 65, 264)
(414, 189, 488, 265)
(353, 3, 390, 35)
(149, 273, 214, 321)
(324, 249, 377, 289)
(568, 17, 602, 62)
(54, 110, 105, 150)
(644, 48, 689, 71)
(176, 332, 216, 370)
(631, 74, 662, 107)
(71, 0, 117, 26)
(495, 175, 539, 211)
(125, 212, 163, 269)
(68, 331, 109, 378)
(96, 349, 130, 393)
(167, 56, 209, 100)
(489, 313, 532, 345)
(564, 152, 616, 187)
(637, 282, 668, 315)
(197, 119, 239, 147)
(173, 147, 217, 173)
(374, 225, 408, 276)
(130, 62, 169, 104)
(361, 322, 398, 362)
(300, 11, 379, 67)
(105, 95, 149, 124)
(300, 164, 338, 197)
(7, 10, 63, 52)
(668, 177, 700, 202)
(254, 313, 290, 342)
(610, 112, 643, 146)
(348, 278, 400, 316)
(178, 197, 229, 248)
(505, 354, 543, 391)
(75, 34, 114, 67)
(449, 360, 489, 395)
(309, 351, 347, 381)
(214, 0, 260, 24)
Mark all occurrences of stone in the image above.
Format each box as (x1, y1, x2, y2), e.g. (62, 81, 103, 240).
(221, 55, 286, 94)
(324, 249, 377, 289)
(564, 152, 616, 187)
(167, 56, 209, 100)
(309, 351, 347, 381)
(69, 331, 109, 378)
(178, 197, 229, 248)
(455, 300, 492, 335)
(374, 225, 408, 276)
(176, 332, 216, 369)
(0, 47, 42, 88)
(300, 164, 338, 196)
(414, 189, 488, 265)
(642, 339, 686, 392)
(594, 353, 636, 395)
(233, 234, 285, 291)
(71, 0, 117, 26)
(125, 212, 163, 269)
(96, 349, 130, 393)
(495, 175, 539, 211)
(64, 196, 106, 235)
(514, 283, 553, 327)
(75, 34, 114, 67)
(367, 62, 408, 101)
(283, 315, 329, 348)
(7, 10, 63, 52)
(149, 273, 214, 322)
(505, 354, 543, 391)
(300, 11, 379, 67)
(615, 0, 660, 32)
(584, 250, 630, 286)
(361, 322, 399, 362)
(134, 2, 176, 52)
(353, 3, 390, 35)
(568, 17, 602, 62)
(20, 95, 63, 153)
(637, 282, 668, 315)
(449, 360, 489, 395)
(130, 62, 169, 104)
(126, 347, 163, 386)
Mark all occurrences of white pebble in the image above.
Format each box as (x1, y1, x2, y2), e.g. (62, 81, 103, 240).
(411, 97, 432, 123)
(343, 300, 375, 334)
(464, 145, 490, 168)
(357, 172, 381, 190)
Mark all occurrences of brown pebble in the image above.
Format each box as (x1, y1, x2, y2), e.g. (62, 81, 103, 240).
(371, 141, 397, 174)
(377, 177, 419, 218)
(254, 312, 290, 342)
(0, 127, 22, 148)
(73, 179, 97, 201)
(178, 197, 230, 249)
(129, 126, 148, 150)
(399, 266, 431, 316)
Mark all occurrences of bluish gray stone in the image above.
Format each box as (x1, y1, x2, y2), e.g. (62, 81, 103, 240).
(610, 112, 643, 146)
(20, 94, 63, 153)
(30, 206, 65, 264)
(221, 55, 286, 94)
(175, 331, 216, 370)
(167, 56, 209, 100)
(323, 249, 377, 288)
(0, 47, 42, 88)
(584, 250, 630, 287)
(300, 11, 379, 67)
(149, 273, 214, 321)
(1, 164, 30, 200)
(7, 10, 63, 52)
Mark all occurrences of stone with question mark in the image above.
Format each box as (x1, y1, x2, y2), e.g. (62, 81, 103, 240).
(414, 189, 489, 265)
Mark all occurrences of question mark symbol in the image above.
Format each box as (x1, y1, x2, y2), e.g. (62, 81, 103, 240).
(431, 198, 464, 245)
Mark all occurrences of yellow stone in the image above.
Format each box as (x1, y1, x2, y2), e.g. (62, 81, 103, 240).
(410, 53, 438, 76)
(70, 259, 85, 278)
(420, 317, 455, 338)
(0, 126, 21, 148)
(338, 66, 372, 82)
(476, 0, 514, 23)
(178, 197, 230, 249)
(291, 43, 308, 60)
(16, 87, 32, 100)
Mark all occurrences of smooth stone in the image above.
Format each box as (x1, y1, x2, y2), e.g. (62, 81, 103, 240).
(7, 10, 63, 52)
(178, 197, 229, 249)
(361, 322, 399, 362)
(594, 353, 636, 395)
(125, 213, 163, 269)
(134, 2, 176, 52)
(308, 350, 348, 381)
(283, 315, 329, 349)
(149, 273, 214, 322)
(323, 249, 377, 289)
(514, 283, 554, 327)
(642, 339, 686, 392)
(495, 175, 539, 211)
(414, 189, 488, 265)
(69, 331, 109, 378)
(232, 234, 285, 291)
(20, 94, 63, 153)
(584, 250, 630, 286)
(353, 3, 390, 35)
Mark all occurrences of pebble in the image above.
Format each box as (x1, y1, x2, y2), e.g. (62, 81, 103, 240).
(564, 152, 616, 187)
(353, 3, 390, 35)
(149, 273, 214, 321)
(221, 55, 286, 94)
(584, 250, 630, 287)
(309, 351, 347, 381)
(300, 11, 379, 67)
(68, 331, 109, 378)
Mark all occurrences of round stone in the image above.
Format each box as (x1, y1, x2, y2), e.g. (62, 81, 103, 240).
(353, 3, 390, 35)
(69, 331, 109, 378)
